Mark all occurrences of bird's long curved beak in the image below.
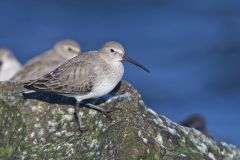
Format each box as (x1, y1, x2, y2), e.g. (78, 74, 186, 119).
(123, 55, 150, 73)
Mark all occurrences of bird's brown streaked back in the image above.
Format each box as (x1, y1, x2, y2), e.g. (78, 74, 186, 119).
(24, 52, 105, 95)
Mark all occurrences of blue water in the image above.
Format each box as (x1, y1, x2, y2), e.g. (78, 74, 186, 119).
(0, 0, 240, 146)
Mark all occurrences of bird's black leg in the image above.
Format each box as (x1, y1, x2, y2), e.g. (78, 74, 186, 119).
(84, 93, 131, 119)
(74, 100, 85, 132)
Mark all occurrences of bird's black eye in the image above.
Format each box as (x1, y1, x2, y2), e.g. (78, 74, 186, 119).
(68, 47, 73, 52)
(110, 49, 115, 52)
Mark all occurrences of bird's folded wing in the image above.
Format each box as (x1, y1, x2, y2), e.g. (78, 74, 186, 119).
(24, 54, 101, 95)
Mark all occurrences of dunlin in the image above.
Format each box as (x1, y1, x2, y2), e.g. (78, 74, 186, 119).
(24, 41, 149, 131)
(180, 114, 208, 135)
(12, 39, 81, 81)
(0, 48, 22, 81)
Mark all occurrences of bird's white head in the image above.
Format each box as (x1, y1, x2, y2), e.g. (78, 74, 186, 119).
(100, 41, 125, 61)
(54, 39, 81, 59)
(100, 41, 150, 73)
(0, 48, 21, 81)
(0, 48, 15, 63)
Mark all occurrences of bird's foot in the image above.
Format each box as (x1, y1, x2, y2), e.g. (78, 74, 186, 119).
(100, 92, 131, 107)
(85, 103, 119, 119)
(84, 93, 131, 119)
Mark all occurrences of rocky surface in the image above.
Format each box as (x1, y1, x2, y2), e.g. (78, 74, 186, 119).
(0, 81, 239, 160)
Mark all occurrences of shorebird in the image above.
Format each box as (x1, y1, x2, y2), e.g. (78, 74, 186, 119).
(0, 48, 22, 81)
(24, 41, 150, 132)
(12, 39, 81, 82)
(180, 114, 208, 135)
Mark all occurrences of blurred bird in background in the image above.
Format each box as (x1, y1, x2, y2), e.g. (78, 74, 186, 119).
(0, 48, 21, 81)
(12, 39, 81, 82)
(180, 114, 208, 136)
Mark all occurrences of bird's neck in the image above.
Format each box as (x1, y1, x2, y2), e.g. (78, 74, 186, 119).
(98, 52, 109, 62)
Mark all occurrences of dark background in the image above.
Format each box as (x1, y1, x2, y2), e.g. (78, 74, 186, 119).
(0, 0, 240, 146)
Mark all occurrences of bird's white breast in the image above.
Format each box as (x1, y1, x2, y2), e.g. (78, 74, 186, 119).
(62, 61, 124, 101)
(0, 59, 21, 81)
(90, 61, 124, 98)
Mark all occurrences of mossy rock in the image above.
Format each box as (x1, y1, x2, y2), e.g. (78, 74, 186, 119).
(0, 81, 239, 160)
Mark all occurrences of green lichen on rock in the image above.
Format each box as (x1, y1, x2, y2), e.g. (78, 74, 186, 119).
(0, 81, 239, 160)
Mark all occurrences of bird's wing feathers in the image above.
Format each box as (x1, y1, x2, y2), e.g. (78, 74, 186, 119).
(24, 53, 103, 95)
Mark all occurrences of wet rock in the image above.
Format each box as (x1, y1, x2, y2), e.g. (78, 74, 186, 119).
(0, 81, 239, 159)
